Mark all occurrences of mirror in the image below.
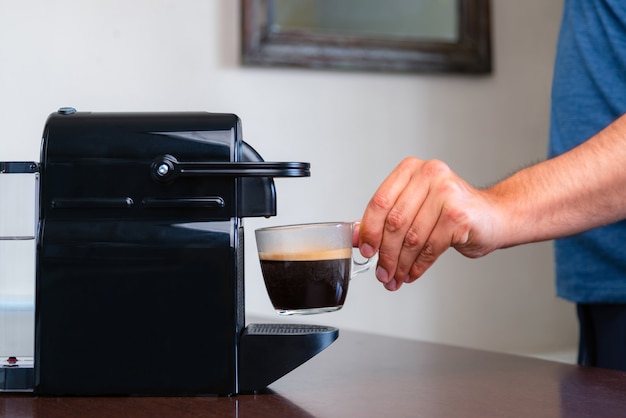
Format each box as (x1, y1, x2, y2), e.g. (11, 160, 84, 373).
(241, 0, 491, 74)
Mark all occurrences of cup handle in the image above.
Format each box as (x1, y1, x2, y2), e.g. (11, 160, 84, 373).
(351, 251, 376, 278)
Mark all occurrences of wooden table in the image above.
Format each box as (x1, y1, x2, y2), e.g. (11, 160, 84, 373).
(2, 327, 626, 417)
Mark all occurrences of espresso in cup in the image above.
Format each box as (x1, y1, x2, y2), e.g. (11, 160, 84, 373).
(255, 222, 373, 315)
(259, 248, 352, 314)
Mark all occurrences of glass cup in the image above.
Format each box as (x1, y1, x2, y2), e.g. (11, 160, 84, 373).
(255, 222, 374, 315)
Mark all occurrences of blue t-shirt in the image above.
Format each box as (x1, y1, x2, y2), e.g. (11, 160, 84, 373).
(550, 0, 626, 302)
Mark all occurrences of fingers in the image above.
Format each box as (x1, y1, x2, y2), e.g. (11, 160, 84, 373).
(384, 198, 449, 290)
(359, 158, 424, 259)
(374, 164, 433, 288)
(359, 158, 428, 287)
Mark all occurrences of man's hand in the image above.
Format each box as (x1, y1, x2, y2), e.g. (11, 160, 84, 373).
(356, 157, 504, 291)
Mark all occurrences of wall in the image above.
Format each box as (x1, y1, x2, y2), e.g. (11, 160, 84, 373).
(0, 0, 574, 358)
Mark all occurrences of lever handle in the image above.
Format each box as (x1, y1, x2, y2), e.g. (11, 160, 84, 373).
(151, 154, 310, 183)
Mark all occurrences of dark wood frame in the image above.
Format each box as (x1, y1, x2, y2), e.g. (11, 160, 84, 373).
(241, 0, 491, 74)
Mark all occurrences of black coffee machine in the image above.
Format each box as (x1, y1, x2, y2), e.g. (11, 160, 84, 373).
(0, 109, 337, 395)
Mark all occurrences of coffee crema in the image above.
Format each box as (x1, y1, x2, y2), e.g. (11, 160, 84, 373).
(258, 248, 352, 262)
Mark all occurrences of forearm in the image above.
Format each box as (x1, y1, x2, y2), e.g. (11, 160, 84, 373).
(488, 113, 626, 247)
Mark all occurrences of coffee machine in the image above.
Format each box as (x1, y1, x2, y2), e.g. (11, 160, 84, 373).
(0, 109, 337, 395)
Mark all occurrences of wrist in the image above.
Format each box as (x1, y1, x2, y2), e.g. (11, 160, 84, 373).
(482, 179, 538, 249)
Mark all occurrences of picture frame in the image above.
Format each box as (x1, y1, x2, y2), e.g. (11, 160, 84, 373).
(241, 0, 491, 74)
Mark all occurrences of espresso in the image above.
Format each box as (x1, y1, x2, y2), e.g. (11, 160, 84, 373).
(259, 249, 351, 311)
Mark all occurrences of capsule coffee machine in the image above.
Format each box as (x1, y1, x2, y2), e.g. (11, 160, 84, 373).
(0, 109, 337, 395)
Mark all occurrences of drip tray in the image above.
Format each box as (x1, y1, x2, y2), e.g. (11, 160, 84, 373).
(239, 323, 338, 392)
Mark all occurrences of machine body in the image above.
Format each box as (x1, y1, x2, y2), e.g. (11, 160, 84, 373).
(0, 110, 337, 396)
